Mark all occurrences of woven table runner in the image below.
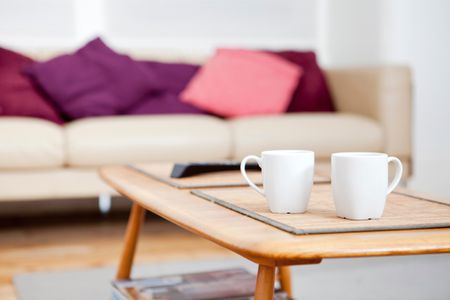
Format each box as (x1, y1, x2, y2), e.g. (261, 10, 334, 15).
(192, 185, 450, 234)
(129, 163, 330, 189)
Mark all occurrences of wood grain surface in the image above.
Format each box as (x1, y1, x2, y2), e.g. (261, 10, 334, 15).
(100, 165, 450, 266)
(116, 203, 146, 279)
(255, 265, 276, 299)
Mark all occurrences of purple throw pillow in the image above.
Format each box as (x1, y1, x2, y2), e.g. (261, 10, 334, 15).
(125, 60, 205, 115)
(0, 48, 63, 123)
(26, 38, 156, 120)
(139, 61, 200, 93)
(127, 93, 206, 115)
(274, 51, 335, 112)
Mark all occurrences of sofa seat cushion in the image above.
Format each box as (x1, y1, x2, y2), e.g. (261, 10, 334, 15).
(230, 113, 383, 159)
(0, 117, 64, 168)
(0, 168, 114, 201)
(65, 115, 231, 166)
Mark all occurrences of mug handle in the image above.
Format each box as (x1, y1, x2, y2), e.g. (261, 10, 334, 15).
(240, 155, 265, 196)
(387, 156, 403, 194)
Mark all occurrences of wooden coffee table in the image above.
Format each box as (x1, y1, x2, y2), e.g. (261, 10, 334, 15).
(100, 165, 450, 300)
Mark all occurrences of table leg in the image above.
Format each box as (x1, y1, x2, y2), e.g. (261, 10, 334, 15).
(278, 266, 292, 298)
(255, 264, 276, 300)
(116, 203, 146, 280)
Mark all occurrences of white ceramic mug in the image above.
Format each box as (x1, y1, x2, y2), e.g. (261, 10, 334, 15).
(240, 150, 314, 213)
(331, 152, 403, 220)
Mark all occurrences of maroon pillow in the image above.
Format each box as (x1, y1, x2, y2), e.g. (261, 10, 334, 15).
(26, 38, 156, 120)
(275, 51, 334, 112)
(0, 48, 62, 123)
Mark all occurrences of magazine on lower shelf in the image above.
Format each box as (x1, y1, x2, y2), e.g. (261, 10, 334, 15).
(111, 268, 290, 300)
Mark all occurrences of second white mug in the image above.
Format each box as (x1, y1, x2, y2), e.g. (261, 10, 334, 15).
(240, 150, 314, 214)
(332, 152, 403, 220)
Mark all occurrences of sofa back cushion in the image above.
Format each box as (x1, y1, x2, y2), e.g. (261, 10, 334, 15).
(0, 48, 63, 123)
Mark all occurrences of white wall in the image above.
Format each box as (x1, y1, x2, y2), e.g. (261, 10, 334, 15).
(0, 0, 319, 54)
(320, 0, 385, 66)
(382, 0, 450, 198)
(321, 0, 450, 199)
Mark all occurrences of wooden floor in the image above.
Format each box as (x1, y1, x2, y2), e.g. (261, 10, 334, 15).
(0, 212, 234, 300)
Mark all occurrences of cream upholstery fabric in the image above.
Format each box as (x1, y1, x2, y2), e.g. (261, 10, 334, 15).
(0, 118, 64, 169)
(65, 115, 231, 166)
(0, 168, 114, 201)
(325, 66, 411, 159)
(230, 113, 383, 159)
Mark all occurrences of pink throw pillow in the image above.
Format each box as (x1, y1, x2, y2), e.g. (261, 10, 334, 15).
(180, 49, 302, 117)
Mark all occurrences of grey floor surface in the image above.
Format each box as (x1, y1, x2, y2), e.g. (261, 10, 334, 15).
(14, 254, 450, 300)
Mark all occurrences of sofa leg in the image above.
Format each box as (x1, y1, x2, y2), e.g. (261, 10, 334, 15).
(98, 192, 112, 215)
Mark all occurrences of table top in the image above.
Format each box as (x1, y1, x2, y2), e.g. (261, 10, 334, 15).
(100, 165, 450, 266)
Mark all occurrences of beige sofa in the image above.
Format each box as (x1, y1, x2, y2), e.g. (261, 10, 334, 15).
(0, 62, 412, 202)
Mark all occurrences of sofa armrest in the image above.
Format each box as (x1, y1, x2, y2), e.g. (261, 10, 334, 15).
(324, 66, 412, 161)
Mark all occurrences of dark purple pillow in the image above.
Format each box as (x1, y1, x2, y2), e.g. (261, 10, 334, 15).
(127, 92, 206, 115)
(139, 61, 200, 93)
(274, 51, 334, 112)
(26, 38, 156, 120)
(125, 60, 205, 115)
(0, 48, 63, 123)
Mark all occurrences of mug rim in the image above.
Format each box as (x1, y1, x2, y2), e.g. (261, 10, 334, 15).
(262, 149, 314, 156)
(332, 152, 387, 158)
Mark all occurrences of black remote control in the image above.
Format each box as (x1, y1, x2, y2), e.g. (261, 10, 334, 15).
(170, 161, 260, 178)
